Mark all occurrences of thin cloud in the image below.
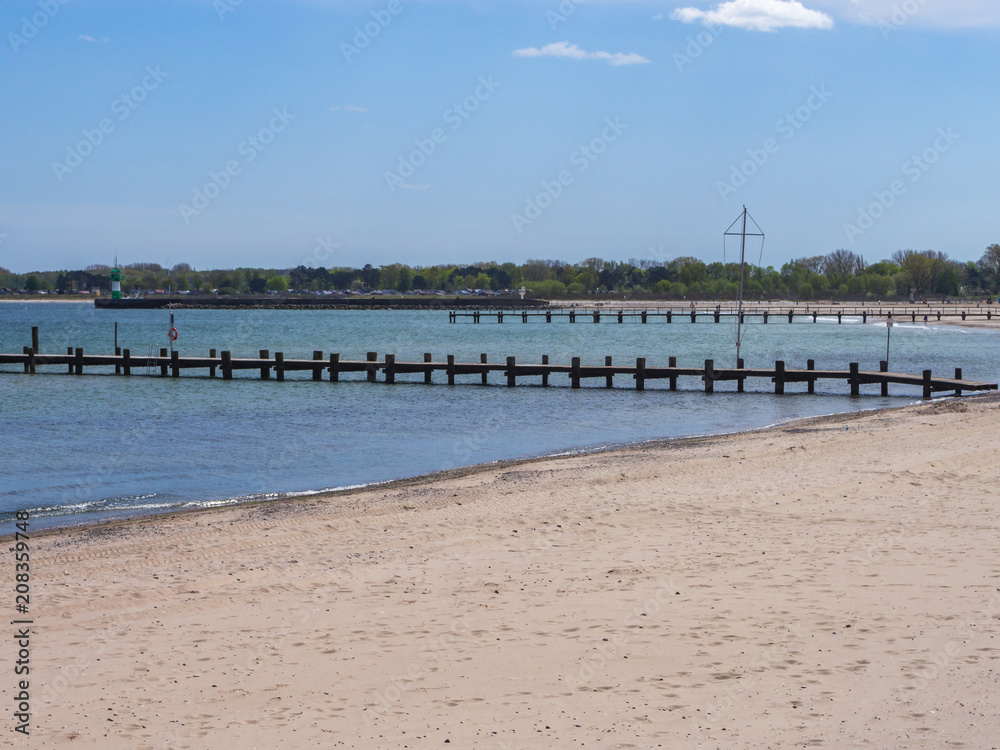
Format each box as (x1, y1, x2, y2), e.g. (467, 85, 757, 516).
(78, 35, 109, 43)
(671, 0, 834, 32)
(814, 0, 1000, 29)
(513, 41, 650, 66)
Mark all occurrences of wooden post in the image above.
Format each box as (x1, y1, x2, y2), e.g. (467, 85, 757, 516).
(498, 311, 504, 323)
(593, 311, 600, 323)
(506, 356, 516, 387)
(668, 356, 678, 391)
(22, 346, 31, 374)
(788, 309, 794, 323)
(541, 355, 549, 387)
(571, 357, 581, 389)
(704, 359, 714, 394)
(210, 348, 217, 378)
(367, 352, 377, 383)
(666, 310, 672, 323)
(807, 359, 816, 395)
(159, 348, 168, 376)
(617, 310, 623, 324)
(911, 312, 916, 322)
(447, 354, 455, 385)
(171, 350, 180, 378)
(763, 311, 769, 324)
(737, 357, 744, 393)
(641, 311, 648, 324)
(260, 349, 270, 379)
(569, 310, 576, 323)
(961, 311, 967, 321)
(812, 311, 817, 323)
(880, 361, 889, 397)
(481, 354, 489, 385)
(605, 356, 613, 388)
(275, 352, 284, 382)
(31, 326, 39, 354)
(312, 351, 323, 381)
(714, 309, 720, 323)
(67, 346, 73, 374)
(837, 311, 842, 324)
(329, 353, 340, 382)
(221, 350, 232, 380)
(449, 311, 455, 323)
(384, 354, 395, 384)
(424, 353, 432, 384)
(954, 367, 963, 397)
(849, 362, 860, 396)
(690, 310, 696, 323)
(114, 346, 122, 375)
(862, 312, 867, 323)
(474, 311, 480, 324)
(123, 348, 131, 376)
(635, 357, 645, 391)
(546, 310, 552, 323)
(774, 360, 785, 395)
(923, 369, 933, 399)
(522, 310, 528, 323)
(75, 347, 84, 375)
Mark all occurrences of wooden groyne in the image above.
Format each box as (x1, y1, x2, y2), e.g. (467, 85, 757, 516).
(449, 306, 999, 324)
(2, 346, 994, 399)
(94, 296, 546, 311)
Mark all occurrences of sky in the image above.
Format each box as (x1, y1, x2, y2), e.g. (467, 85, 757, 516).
(1, 0, 998, 274)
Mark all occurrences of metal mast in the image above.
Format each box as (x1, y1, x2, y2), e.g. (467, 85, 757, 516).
(724, 206, 764, 366)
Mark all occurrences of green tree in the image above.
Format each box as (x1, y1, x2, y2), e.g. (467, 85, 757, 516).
(266, 275, 288, 293)
(24, 275, 40, 292)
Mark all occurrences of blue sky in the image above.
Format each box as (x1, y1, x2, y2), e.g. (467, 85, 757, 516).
(1, 0, 998, 273)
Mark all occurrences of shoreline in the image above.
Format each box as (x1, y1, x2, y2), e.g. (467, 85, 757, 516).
(25, 392, 1000, 746)
(17, 398, 914, 539)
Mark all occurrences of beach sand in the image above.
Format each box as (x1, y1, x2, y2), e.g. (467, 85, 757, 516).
(15, 395, 1000, 748)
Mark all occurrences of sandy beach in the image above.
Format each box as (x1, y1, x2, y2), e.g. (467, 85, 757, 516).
(13, 395, 1000, 748)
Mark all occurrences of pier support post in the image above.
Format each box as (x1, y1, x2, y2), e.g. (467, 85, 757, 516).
(642, 311, 648, 324)
(666, 310, 672, 324)
(740, 312, 745, 325)
(221, 351, 232, 380)
(474, 311, 480, 324)
(481, 354, 489, 385)
(31, 326, 39, 354)
(618, 311, 623, 324)
(774, 360, 785, 395)
(955, 368, 963, 397)
(635, 358, 645, 391)
(714, 310, 720, 323)
(67, 346, 73, 374)
(737, 358, 745, 393)
(962, 311, 967, 321)
(123, 348, 131, 376)
(522, 311, 528, 323)
(384, 354, 395, 384)
(275, 352, 284, 381)
(763, 311, 769, 324)
(668, 356, 677, 391)
(807, 359, 815, 394)
(312, 351, 323, 381)
(605, 356, 613, 388)
(367, 352, 377, 382)
(838, 311, 842, 324)
(507, 356, 516, 387)
(880, 361, 889, 397)
(210, 349, 217, 378)
(569, 311, 576, 323)
(593, 311, 600, 323)
(788, 309, 794, 324)
(171, 350, 180, 378)
(812, 312, 817, 323)
(75, 347, 85, 375)
(159, 348, 168, 376)
(571, 357, 581, 389)
(498, 311, 504, 324)
(690, 310, 696, 323)
(424, 353, 432, 384)
(114, 346, 121, 375)
(923, 369, 933, 399)
(260, 350, 270, 379)
(541, 355, 549, 387)
(849, 362, 860, 396)
(546, 311, 552, 323)
(863, 312, 867, 323)
(704, 359, 714, 394)
(22, 346, 31, 374)
(329, 353, 340, 382)
(447, 355, 455, 385)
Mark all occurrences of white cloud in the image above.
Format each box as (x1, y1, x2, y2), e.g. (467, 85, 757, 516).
(78, 34, 109, 43)
(671, 0, 834, 31)
(810, 0, 1000, 29)
(513, 41, 650, 66)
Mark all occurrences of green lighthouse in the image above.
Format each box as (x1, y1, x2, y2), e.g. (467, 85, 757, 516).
(111, 262, 122, 299)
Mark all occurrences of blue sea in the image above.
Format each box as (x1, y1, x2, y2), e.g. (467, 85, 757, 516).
(1, 301, 996, 529)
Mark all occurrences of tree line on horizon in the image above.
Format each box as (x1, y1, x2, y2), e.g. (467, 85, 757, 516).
(4, 245, 1000, 300)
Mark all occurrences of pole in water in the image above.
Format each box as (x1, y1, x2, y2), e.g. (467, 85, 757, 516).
(724, 206, 765, 366)
(886, 317, 893, 366)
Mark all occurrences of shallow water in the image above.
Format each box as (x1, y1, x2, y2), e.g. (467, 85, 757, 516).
(1, 302, 996, 528)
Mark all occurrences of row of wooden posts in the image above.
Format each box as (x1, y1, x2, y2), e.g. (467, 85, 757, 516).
(6, 346, 993, 399)
(449, 308, 994, 324)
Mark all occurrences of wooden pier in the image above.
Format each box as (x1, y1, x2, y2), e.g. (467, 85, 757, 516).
(1, 345, 994, 399)
(448, 305, 999, 325)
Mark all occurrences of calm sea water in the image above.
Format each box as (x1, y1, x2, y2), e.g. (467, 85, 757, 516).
(1, 302, 996, 529)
